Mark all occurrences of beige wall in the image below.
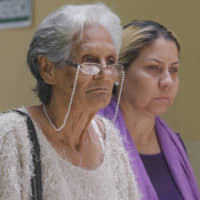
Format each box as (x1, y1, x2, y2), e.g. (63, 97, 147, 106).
(0, 0, 199, 184)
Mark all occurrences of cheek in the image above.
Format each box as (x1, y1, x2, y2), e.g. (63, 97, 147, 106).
(76, 76, 91, 94)
(60, 70, 75, 89)
(130, 72, 153, 99)
(125, 72, 157, 109)
(103, 71, 117, 86)
(54, 74, 74, 97)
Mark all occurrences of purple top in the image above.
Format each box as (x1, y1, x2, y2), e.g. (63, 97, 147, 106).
(99, 98, 200, 200)
(140, 152, 183, 199)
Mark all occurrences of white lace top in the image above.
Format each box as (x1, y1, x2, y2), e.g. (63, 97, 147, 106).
(0, 108, 141, 200)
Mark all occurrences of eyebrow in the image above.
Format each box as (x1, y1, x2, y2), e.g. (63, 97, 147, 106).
(145, 57, 180, 65)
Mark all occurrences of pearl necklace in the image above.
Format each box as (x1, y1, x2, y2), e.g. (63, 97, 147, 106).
(113, 70, 125, 122)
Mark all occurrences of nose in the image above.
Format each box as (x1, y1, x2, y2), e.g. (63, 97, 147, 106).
(159, 70, 173, 89)
(101, 60, 107, 69)
(93, 59, 110, 79)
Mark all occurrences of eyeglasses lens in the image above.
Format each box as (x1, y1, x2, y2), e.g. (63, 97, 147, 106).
(80, 63, 124, 76)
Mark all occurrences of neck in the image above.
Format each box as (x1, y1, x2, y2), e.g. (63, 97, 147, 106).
(120, 98, 155, 137)
(44, 96, 97, 151)
(119, 97, 161, 154)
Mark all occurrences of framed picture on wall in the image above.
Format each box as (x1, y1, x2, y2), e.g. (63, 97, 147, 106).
(0, 0, 32, 29)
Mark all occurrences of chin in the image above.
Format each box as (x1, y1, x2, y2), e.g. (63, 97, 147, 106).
(151, 106, 169, 116)
(148, 101, 172, 115)
(88, 95, 111, 110)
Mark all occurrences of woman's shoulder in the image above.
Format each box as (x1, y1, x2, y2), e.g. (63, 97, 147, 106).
(0, 108, 32, 166)
(0, 108, 27, 139)
(0, 109, 33, 199)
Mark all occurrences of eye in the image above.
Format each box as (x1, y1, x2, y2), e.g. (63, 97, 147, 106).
(107, 56, 116, 65)
(82, 55, 98, 63)
(169, 66, 179, 73)
(147, 65, 160, 71)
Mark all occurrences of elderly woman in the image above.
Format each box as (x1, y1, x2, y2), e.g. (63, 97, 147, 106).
(100, 20, 200, 200)
(0, 4, 141, 200)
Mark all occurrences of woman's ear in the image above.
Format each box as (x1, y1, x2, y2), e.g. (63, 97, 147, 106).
(38, 55, 56, 85)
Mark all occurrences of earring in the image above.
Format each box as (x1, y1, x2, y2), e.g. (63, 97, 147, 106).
(114, 81, 119, 86)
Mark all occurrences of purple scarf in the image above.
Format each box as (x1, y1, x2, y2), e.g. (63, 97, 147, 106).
(99, 98, 200, 200)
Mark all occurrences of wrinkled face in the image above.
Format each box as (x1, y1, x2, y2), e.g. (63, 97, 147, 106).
(53, 24, 117, 111)
(122, 37, 180, 116)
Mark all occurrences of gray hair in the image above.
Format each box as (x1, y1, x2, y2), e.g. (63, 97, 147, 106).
(27, 3, 122, 104)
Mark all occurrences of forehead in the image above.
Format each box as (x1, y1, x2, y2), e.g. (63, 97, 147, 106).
(71, 24, 116, 57)
(82, 24, 113, 42)
(138, 37, 179, 62)
(80, 24, 113, 44)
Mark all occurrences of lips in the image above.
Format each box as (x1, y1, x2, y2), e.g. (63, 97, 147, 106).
(86, 88, 109, 93)
(154, 96, 170, 104)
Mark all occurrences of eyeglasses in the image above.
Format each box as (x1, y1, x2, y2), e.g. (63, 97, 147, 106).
(65, 60, 124, 76)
